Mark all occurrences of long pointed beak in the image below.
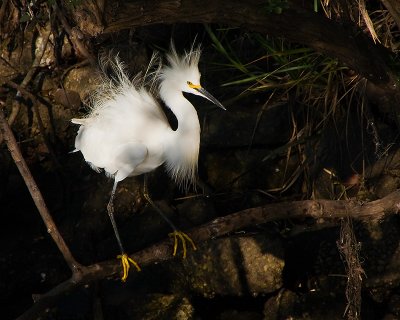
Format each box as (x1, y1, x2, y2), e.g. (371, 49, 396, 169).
(195, 87, 226, 111)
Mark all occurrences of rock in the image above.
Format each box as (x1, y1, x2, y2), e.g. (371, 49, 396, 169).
(173, 234, 284, 297)
(263, 290, 302, 320)
(53, 88, 82, 110)
(63, 65, 98, 99)
(104, 294, 195, 320)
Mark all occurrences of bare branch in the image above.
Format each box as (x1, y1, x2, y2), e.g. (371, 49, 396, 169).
(0, 106, 81, 272)
(17, 188, 400, 319)
(0, 28, 51, 144)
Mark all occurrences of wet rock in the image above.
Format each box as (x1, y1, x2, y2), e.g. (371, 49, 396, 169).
(63, 64, 98, 99)
(172, 234, 284, 297)
(105, 294, 195, 320)
(263, 290, 302, 320)
(53, 88, 82, 110)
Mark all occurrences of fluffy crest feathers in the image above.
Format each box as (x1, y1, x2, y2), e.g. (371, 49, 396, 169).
(159, 42, 201, 86)
(165, 42, 201, 72)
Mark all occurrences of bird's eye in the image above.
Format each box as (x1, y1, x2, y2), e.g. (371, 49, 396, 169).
(187, 81, 201, 90)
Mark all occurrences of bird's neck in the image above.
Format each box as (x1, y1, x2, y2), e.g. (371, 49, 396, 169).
(162, 92, 200, 189)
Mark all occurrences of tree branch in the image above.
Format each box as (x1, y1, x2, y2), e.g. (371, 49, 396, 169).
(17, 189, 400, 319)
(0, 105, 81, 273)
(100, 0, 400, 117)
(0, 28, 51, 145)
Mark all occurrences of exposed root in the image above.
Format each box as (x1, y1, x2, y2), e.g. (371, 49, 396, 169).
(337, 217, 365, 320)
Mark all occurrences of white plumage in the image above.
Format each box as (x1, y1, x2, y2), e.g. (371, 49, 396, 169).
(73, 45, 224, 188)
(71, 44, 225, 281)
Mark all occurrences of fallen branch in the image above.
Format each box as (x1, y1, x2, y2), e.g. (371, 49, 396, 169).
(17, 188, 400, 319)
(0, 106, 80, 272)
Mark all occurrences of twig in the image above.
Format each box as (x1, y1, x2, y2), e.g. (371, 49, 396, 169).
(9, 28, 50, 122)
(0, 28, 51, 144)
(0, 105, 81, 273)
(0, 0, 8, 29)
(358, 0, 380, 43)
(17, 188, 400, 319)
(5, 80, 62, 169)
(381, 0, 400, 31)
(52, 2, 95, 64)
(6, 81, 47, 131)
(338, 217, 365, 320)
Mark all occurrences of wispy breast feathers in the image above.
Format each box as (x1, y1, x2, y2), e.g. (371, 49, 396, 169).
(165, 146, 199, 191)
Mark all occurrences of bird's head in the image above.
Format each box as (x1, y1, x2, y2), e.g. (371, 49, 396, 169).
(160, 44, 226, 110)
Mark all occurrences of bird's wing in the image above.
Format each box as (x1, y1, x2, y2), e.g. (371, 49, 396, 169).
(133, 87, 169, 124)
(86, 84, 169, 127)
(110, 142, 148, 182)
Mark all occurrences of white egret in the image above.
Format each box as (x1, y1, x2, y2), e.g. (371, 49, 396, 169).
(72, 44, 225, 281)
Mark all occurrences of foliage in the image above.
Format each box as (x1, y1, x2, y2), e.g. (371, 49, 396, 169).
(206, 25, 368, 198)
(264, 0, 289, 14)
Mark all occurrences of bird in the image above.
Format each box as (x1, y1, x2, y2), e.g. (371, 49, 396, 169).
(71, 43, 226, 281)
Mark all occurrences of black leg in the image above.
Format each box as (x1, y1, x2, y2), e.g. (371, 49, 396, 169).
(143, 174, 177, 230)
(142, 174, 196, 257)
(107, 178, 141, 281)
(107, 179, 125, 254)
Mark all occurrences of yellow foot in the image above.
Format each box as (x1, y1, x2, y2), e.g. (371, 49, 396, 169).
(168, 230, 197, 258)
(117, 253, 141, 282)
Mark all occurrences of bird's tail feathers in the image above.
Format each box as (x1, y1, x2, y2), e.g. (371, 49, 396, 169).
(71, 118, 88, 125)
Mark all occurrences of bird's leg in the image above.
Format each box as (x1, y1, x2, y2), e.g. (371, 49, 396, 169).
(107, 179, 141, 282)
(143, 175, 196, 258)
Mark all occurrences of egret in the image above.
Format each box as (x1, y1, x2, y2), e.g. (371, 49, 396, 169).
(72, 44, 226, 281)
